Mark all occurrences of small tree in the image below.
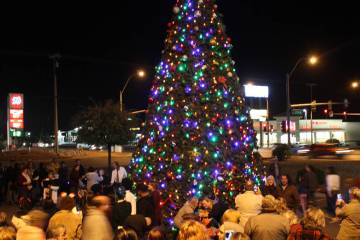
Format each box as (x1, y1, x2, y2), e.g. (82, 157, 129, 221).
(73, 100, 133, 176)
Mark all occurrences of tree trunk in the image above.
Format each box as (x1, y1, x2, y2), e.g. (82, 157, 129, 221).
(108, 143, 112, 179)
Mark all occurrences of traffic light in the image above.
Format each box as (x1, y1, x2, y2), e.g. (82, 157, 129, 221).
(281, 121, 287, 133)
(323, 109, 328, 115)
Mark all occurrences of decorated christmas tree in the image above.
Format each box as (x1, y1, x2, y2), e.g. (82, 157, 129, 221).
(130, 0, 264, 225)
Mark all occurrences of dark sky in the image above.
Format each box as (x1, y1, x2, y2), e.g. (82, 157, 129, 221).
(0, 1, 359, 136)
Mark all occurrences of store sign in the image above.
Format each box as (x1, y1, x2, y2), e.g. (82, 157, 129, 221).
(299, 119, 343, 130)
(9, 93, 24, 109)
(10, 109, 24, 119)
(8, 93, 24, 133)
(244, 85, 269, 98)
(250, 109, 268, 121)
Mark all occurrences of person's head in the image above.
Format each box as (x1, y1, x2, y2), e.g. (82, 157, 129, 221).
(0, 212, 7, 227)
(122, 178, 133, 191)
(275, 197, 288, 214)
(21, 167, 28, 174)
(280, 175, 290, 186)
(137, 183, 149, 197)
(350, 187, 360, 201)
(305, 165, 312, 173)
(262, 195, 277, 212)
(188, 197, 199, 209)
(115, 226, 138, 240)
(244, 179, 254, 191)
(47, 224, 67, 240)
(148, 182, 157, 192)
(115, 186, 127, 200)
(177, 220, 209, 240)
(303, 208, 326, 230)
(280, 210, 299, 226)
(182, 213, 201, 222)
(147, 226, 165, 240)
(58, 196, 75, 211)
(60, 161, 66, 167)
(0, 227, 16, 240)
(89, 195, 112, 215)
(266, 175, 275, 186)
(221, 209, 241, 224)
(75, 159, 80, 166)
(27, 210, 49, 230)
(113, 161, 120, 169)
(88, 166, 95, 172)
(200, 197, 213, 210)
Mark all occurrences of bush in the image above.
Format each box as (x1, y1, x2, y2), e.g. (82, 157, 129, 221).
(272, 144, 291, 161)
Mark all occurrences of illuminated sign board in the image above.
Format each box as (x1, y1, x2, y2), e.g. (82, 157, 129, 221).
(250, 109, 268, 121)
(244, 85, 269, 98)
(9, 93, 24, 109)
(10, 109, 24, 119)
(8, 93, 24, 133)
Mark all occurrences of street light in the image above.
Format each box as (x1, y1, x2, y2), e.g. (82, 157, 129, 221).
(286, 55, 318, 145)
(120, 69, 146, 112)
(351, 81, 359, 89)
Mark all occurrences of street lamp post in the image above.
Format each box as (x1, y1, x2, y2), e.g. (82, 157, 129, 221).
(286, 55, 318, 145)
(120, 70, 145, 112)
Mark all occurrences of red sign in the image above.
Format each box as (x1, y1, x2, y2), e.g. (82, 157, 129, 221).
(10, 109, 24, 119)
(10, 119, 24, 129)
(9, 93, 24, 109)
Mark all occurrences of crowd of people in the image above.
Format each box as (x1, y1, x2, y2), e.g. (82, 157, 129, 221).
(0, 159, 359, 240)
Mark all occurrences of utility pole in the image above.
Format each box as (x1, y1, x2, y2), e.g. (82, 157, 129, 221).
(286, 73, 291, 145)
(307, 83, 317, 144)
(50, 54, 61, 154)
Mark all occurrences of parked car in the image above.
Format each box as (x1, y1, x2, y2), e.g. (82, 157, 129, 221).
(308, 143, 353, 158)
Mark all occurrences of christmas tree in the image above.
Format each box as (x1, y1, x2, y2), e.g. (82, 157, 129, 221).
(130, 0, 264, 226)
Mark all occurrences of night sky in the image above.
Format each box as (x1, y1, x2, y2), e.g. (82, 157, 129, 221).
(0, 1, 359, 137)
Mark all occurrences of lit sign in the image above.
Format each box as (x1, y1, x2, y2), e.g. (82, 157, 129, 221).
(9, 93, 24, 109)
(10, 109, 24, 119)
(250, 109, 268, 121)
(10, 119, 24, 129)
(244, 85, 269, 98)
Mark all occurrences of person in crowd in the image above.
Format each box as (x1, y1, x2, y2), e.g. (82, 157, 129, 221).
(58, 161, 69, 193)
(16, 209, 49, 240)
(261, 175, 279, 198)
(287, 207, 331, 240)
(124, 215, 148, 238)
(32, 162, 48, 201)
(0, 226, 16, 240)
(219, 209, 244, 234)
(112, 186, 132, 230)
(174, 197, 199, 228)
(275, 197, 289, 214)
(325, 166, 340, 215)
(122, 178, 137, 215)
(277, 174, 300, 211)
(335, 187, 360, 240)
(115, 226, 139, 240)
(0, 163, 6, 203)
(47, 196, 82, 240)
(136, 183, 156, 226)
(18, 166, 32, 204)
(279, 210, 301, 234)
(0, 212, 8, 227)
(111, 162, 127, 187)
(82, 195, 113, 240)
(46, 224, 67, 240)
(6, 163, 20, 204)
(147, 226, 166, 240)
(199, 197, 218, 238)
(148, 182, 162, 225)
(47, 158, 60, 174)
(85, 166, 102, 192)
(26, 160, 35, 178)
(303, 165, 318, 206)
(177, 220, 209, 240)
(69, 160, 86, 191)
(209, 191, 229, 224)
(244, 195, 289, 240)
(235, 180, 263, 228)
